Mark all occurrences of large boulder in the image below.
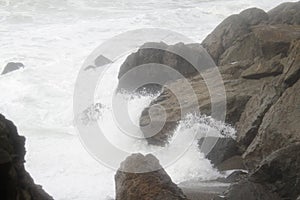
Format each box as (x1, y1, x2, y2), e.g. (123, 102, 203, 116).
(0, 114, 53, 200)
(243, 78, 300, 169)
(202, 8, 268, 64)
(1, 62, 24, 75)
(268, 1, 300, 25)
(115, 153, 189, 200)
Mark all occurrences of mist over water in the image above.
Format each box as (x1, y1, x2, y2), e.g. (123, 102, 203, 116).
(0, 0, 297, 199)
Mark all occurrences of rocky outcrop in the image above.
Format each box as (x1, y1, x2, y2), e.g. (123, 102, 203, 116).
(1, 62, 24, 75)
(119, 3, 300, 198)
(0, 114, 53, 200)
(115, 153, 189, 200)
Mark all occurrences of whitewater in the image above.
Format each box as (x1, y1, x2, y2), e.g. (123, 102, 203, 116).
(0, 0, 297, 199)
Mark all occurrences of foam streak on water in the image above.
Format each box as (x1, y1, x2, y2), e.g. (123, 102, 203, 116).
(0, 0, 298, 199)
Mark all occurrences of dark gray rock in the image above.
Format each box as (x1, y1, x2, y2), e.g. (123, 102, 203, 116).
(1, 62, 24, 75)
(0, 114, 53, 200)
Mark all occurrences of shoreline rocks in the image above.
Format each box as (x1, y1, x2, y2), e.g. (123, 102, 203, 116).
(121, 2, 300, 199)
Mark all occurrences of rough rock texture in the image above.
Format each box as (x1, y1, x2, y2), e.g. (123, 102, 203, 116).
(115, 153, 189, 200)
(117, 42, 215, 92)
(0, 114, 53, 200)
(1, 62, 24, 75)
(198, 137, 241, 168)
(243, 78, 300, 168)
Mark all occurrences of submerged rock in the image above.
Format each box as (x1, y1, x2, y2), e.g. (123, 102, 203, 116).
(0, 114, 53, 200)
(1, 62, 24, 75)
(115, 153, 189, 200)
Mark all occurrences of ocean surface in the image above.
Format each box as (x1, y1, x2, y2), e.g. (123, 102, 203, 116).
(0, 0, 296, 199)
